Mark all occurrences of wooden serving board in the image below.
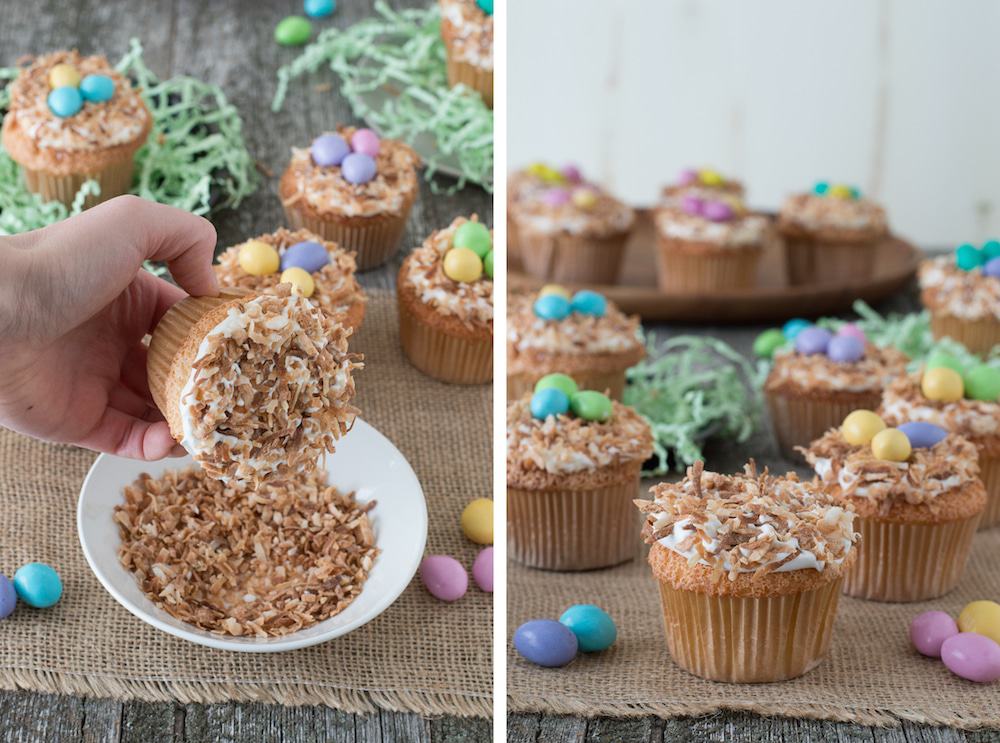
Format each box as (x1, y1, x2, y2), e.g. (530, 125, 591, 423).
(508, 210, 920, 324)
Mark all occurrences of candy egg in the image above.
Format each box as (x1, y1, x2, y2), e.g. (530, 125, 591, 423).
(420, 555, 468, 602)
(561, 164, 582, 183)
(827, 335, 864, 363)
(47, 86, 83, 118)
(238, 240, 280, 276)
(342, 152, 377, 184)
(983, 239, 1000, 262)
(782, 318, 811, 339)
(533, 294, 571, 321)
(535, 373, 578, 398)
(527, 163, 564, 183)
(275, 15, 312, 46)
(514, 619, 578, 667)
(841, 410, 886, 446)
(311, 133, 350, 167)
(680, 194, 704, 216)
(280, 240, 330, 273)
(13, 563, 62, 608)
(0, 575, 15, 619)
(910, 610, 958, 657)
(542, 188, 570, 207)
(794, 326, 832, 356)
(829, 184, 853, 199)
(925, 350, 965, 376)
(539, 284, 572, 300)
(964, 365, 1000, 402)
(350, 127, 380, 157)
(956, 243, 984, 271)
(753, 329, 787, 359)
(702, 200, 734, 222)
(304, 0, 336, 17)
(958, 600, 1000, 644)
(677, 168, 698, 186)
(698, 169, 722, 186)
(472, 548, 493, 592)
(570, 390, 612, 422)
(280, 267, 315, 298)
(984, 257, 1000, 278)
(940, 633, 1000, 683)
(837, 323, 866, 343)
(921, 367, 964, 402)
(443, 247, 483, 283)
(813, 181, 829, 196)
(461, 498, 493, 545)
(897, 421, 948, 449)
(49, 63, 80, 89)
(559, 604, 617, 653)
(484, 250, 494, 279)
(79, 74, 115, 103)
(871, 428, 912, 462)
(570, 290, 606, 317)
(453, 221, 492, 258)
(572, 188, 598, 209)
(530, 388, 570, 420)
(476, 0, 493, 14)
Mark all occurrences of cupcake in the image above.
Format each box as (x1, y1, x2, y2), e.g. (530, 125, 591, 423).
(507, 286, 644, 401)
(397, 216, 493, 384)
(919, 242, 1000, 355)
(880, 364, 1000, 528)
(802, 411, 986, 602)
(439, 0, 493, 107)
(778, 182, 888, 285)
(214, 228, 366, 334)
(279, 127, 420, 271)
(660, 167, 744, 202)
(507, 379, 653, 570)
(147, 285, 362, 487)
(761, 321, 908, 459)
(636, 461, 858, 683)
(1, 50, 152, 207)
(507, 162, 575, 261)
(509, 163, 634, 285)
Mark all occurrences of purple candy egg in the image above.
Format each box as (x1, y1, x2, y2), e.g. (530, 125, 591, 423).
(702, 200, 734, 222)
(350, 128, 381, 157)
(680, 194, 704, 216)
(311, 134, 350, 167)
(280, 240, 330, 273)
(837, 323, 867, 343)
(420, 555, 468, 602)
(910, 610, 958, 657)
(677, 168, 698, 186)
(542, 188, 570, 207)
(472, 547, 493, 592)
(514, 619, 578, 668)
(940, 633, 1000, 683)
(794, 326, 832, 356)
(984, 257, 1000, 278)
(0, 575, 15, 619)
(897, 421, 948, 449)
(827, 334, 865, 363)
(341, 152, 377, 185)
(561, 164, 582, 183)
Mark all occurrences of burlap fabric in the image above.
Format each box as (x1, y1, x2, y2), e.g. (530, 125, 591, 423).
(508, 487, 1000, 728)
(0, 292, 492, 716)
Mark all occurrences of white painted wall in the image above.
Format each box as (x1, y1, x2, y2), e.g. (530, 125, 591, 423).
(507, 0, 1000, 248)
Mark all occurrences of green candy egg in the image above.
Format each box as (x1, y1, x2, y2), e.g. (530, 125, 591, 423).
(926, 350, 966, 376)
(453, 221, 492, 258)
(484, 249, 494, 278)
(275, 16, 312, 46)
(535, 373, 578, 399)
(753, 328, 787, 359)
(983, 239, 1000, 262)
(964, 365, 1000, 402)
(956, 243, 984, 271)
(570, 390, 613, 422)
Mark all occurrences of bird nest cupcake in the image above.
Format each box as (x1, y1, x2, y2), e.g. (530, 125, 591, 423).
(279, 127, 420, 271)
(507, 377, 653, 570)
(397, 216, 493, 384)
(636, 461, 858, 683)
(1, 50, 152, 207)
(507, 286, 643, 401)
(919, 242, 1000, 355)
(214, 228, 366, 333)
(147, 286, 362, 487)
(660, 167, 744, 202)
(439, 0, 493, 107)
(802, 411, 985, 602)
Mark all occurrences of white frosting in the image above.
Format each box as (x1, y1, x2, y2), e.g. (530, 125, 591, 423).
(515, 207, 634, 237)
(881, 395, 999, 438)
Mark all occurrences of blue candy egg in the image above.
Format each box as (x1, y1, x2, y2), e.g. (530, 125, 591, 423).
(559, 604, 617, 653)
(13, 563, 62, 608)
(533, 294, 571, 321)
(47, 86, 83, 118)
(342, 152, 377, 185)
(794, 326, 832, 356)
(984, 257, 1000, 279)
(304, 0, 335, 18)
(983, 240, 1000, 262)
(898, 421, 948, 449)
(476, 0, 493, 14)
(514, 619, 578, 667)
(530, 388, 570, 420)
(280, 240, 330, 273)
(0, 575, 15, 619)
(782, 318, 811, 340)
(827, 334, 865, 363)
(79, 74, 115, 103)
(570, 290, 607, 317)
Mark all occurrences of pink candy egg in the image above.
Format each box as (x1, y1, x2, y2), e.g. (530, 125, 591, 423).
(420, 555, 468, 602)
(677, 168, 698, 186)
(680, 194, 703, 216)
(542, 188, 570, 207)
(941, 633, 1000, 683)
(838, 323, 867, 343)
(561, 164, 582, 183)
(910, 610, 958, 657)
(473, 547, 493, 592)
(350, 128, 381, 157)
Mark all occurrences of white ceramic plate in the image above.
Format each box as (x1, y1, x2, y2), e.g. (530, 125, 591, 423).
(77, 419, 427, 653)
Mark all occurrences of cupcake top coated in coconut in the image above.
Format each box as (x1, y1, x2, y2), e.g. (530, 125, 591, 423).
(654, 193, 770, 248)
(439, 0, 493, 69)
(660, 167, 745, 203)
(779, 182, 888, 240)
(919, 244, 1000, 321)
(880, 368, 1000, 440)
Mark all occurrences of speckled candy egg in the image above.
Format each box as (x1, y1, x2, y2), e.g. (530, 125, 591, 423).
(921, 367, 964, 402)
(472, 548, 493, 592)
(0, 575, 15, 619)
(984, 257, 1000, 278)
(342, 152, 377, 184)
(559, 605, 617, 653)
(534, 373, 578, 398)
(79, 74, 115, 103)
(350, 128, 380, 158)
(514, 620, 578, 667)
(753, 329, 786, 359)
(794, 326, 832, 356)
(533, 294, 571, 321)
(827, 335, 864, 363)
(530, 388, 570, 420)
(782, 318, 811, 340)
(570, 390, 612, 422)
(569, 290, 606, 317)
(311, 134, 350, 167)
(958, 600, 1000, 645)
(280, 240, 329, 273)
(964, 366, 1000, 402)
(871, 428, 912, 462)
(910, 610, 958, 657)
(460, 498, 493, 545)
(420, 555, 468, 602)
(940, 633, 1000, 683)
(897, 421, 947, 449)
(238, 240, 280, 276)
(13, 563, 62, 608)
(841, 410, 886, 446)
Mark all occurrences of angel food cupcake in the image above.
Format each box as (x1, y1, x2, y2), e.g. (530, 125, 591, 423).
(2, 50, 152, 206)
(761, 321, 908, 459)
(280, 127, 419, 271)
(881, 363, 1000, 528)
(507, 377, 653, 570)
(802, 411, 985, 602)
(214, 228, 366, 333)
(636, 461, 857, 682)
(509, 163, 635, 285)
(147, 286, 361, 487)
(397, 216, 493, 384)
(439, 0, 493, 107)
(778, 182, 888, 285)
(507, 286, 643, 401)
(919, 242, 1000, 355)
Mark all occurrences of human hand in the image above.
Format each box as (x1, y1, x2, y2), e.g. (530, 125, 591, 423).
(0, 196, 218, 459)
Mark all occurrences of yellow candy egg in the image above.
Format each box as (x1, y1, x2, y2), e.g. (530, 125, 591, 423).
(958, 600, 1000, 645)
(238, 240, 280, 276)
(871, 428, 912, 462)
(828, 184, 853, 199)
(280, 267, 315, 298)
(572, 188, 598, 209)
(921, 367, 964, 402)
(539, 284, 572, 300)
(49, 63, 81, 89)
(443, 247, 483, 283)
(699, 169, 722, 186)
(461, 498, 493, 544)
(527, 162, 564, 184)
(841, 410, 886, 446)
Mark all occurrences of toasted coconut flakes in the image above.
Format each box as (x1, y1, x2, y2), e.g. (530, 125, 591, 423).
(766, 343, 908, 394)
(919, 256, 1000, 320)
(880, 373, 1000, 440)
(506, 292, 641, 357)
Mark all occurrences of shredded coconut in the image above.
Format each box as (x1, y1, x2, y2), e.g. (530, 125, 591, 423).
(779, 192, 888, 237)
(654, 205, 770, 247)
(765, 343, 909, 393)
(919, 256, 1000, 321)
(506, 292, 641, 358)
(880, 373, 1000, 440)
(439, 0, 493, 68)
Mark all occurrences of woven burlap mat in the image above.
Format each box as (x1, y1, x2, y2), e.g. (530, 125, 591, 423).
(0, 291, 492, 716)
(508, 496, 1000, 729)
